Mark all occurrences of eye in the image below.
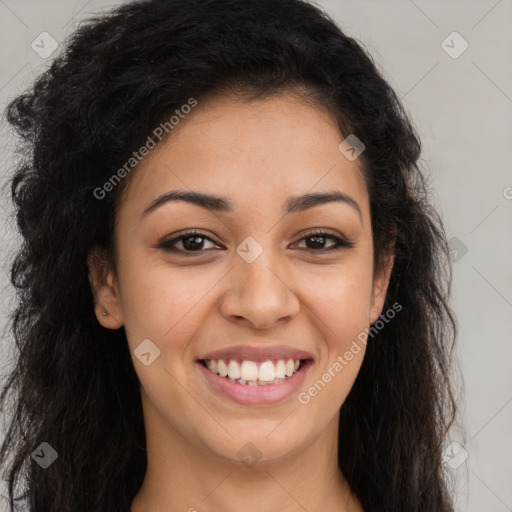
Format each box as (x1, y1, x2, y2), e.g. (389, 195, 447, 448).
(158, 229, 354, 256)
(293, 229, 354, 252)
(158, 230, 222, 254)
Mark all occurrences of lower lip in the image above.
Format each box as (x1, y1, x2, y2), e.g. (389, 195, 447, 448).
(196, 360, 313, 405)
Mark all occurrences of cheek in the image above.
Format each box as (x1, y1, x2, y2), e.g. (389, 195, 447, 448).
(117, 257, 215, 418)
(300, 256, 374, 341)
(116, 250, 216, 346)
(297, 260, 373, 405)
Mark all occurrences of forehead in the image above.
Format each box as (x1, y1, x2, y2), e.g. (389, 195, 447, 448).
(118, 92, 369, 221)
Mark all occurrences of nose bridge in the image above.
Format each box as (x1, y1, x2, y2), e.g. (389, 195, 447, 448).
(219, 237, 300, 328)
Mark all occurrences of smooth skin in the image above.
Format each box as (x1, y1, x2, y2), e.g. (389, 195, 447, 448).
(88, 92, 394, 512)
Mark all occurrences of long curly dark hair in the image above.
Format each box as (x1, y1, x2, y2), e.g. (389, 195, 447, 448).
(0, 0, 458, 510)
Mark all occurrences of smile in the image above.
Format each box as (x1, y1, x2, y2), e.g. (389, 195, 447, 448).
(196, 357, 313, 405)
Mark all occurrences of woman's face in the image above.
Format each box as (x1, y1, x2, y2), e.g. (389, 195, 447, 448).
(89, 92, 393, 465)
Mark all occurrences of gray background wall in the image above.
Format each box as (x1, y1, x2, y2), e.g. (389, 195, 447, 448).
(1, 1, 511, 510)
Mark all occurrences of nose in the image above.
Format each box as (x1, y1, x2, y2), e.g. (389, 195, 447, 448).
(219, 252, 301, 330)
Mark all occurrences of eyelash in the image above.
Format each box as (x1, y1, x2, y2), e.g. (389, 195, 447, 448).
(158, 229, 354, 255)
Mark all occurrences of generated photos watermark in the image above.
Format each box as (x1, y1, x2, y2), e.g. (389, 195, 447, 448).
(297, 301, 402, 405)
(93, 97, 198, 200)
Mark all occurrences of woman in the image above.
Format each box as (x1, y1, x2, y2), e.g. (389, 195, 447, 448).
(0, 0, 458, 510)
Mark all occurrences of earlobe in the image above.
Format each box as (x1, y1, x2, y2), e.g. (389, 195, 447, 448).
(87, 248, 124, 329)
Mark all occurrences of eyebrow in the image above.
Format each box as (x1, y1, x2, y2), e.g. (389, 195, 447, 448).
(142, 189, 362, 220)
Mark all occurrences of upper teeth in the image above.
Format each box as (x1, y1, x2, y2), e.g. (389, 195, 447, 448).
(205, 358, 301, 382)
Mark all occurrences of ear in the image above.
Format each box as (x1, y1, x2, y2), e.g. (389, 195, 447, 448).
(369, 249, 395, 325)
(87, 247, 124, 329)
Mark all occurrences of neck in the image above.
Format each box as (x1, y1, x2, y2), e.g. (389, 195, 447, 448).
(131, 404, 363, 512)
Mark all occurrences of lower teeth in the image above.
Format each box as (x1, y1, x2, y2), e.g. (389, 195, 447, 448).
(226, 377, 287, 386)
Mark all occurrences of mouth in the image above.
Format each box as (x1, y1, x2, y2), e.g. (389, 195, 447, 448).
(196, 357, 313, 405)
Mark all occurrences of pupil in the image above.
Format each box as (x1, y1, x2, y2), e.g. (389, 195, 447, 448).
(307, 236, 325, 249)
(183, 236, 203, 250)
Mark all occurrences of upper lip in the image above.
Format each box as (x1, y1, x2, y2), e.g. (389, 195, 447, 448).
(198, 344, 314, 363)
